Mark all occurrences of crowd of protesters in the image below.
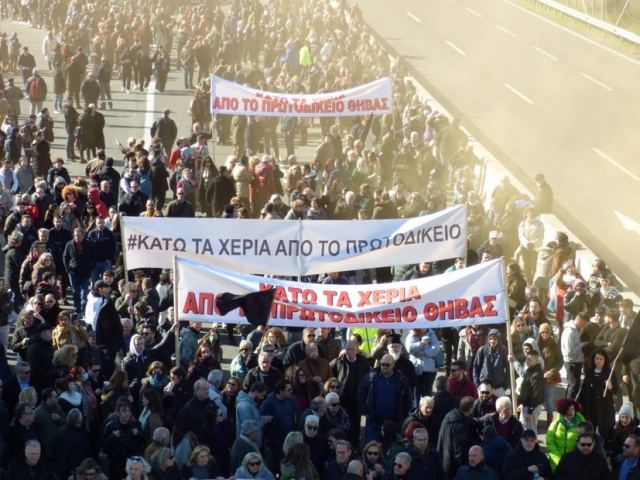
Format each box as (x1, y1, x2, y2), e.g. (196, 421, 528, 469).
(0, 0, 635, 479)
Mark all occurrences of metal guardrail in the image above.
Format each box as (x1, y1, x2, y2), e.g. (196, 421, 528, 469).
(533, 0, 640, 45)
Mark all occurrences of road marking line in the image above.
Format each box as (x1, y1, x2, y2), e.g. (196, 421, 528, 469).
(143, 78, 158, 146)
(533, 46, 559, 61)
(445, 41, 467, 56)
(496, 24, 516, 36)
(504, 83, 534, 104)
(502, 0, 640, 68)
(406, 11, 422, 23)
(593, 147, 639, 181)
(580, 72, 614, 91)
(465, 6, 483, 17)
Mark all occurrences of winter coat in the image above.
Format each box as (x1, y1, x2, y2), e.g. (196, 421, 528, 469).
(481, 434, 512, 474)
(406, 445, 444, 480)
(437, 408, 476, 479)
(230, 434, 259, 472)
(358, 368, 412, 424)
(546, 412, 585, 469)
(578, 366, 617, 436)
(235, 464, 275, 480)
(62, 239, 94, 278)
(405, 329, 441, 374)
(234, 391, 263, 444)
(453, 463, 499, 480)
(51, 423, 91, 479)
(26, 335, 54, 392)
(502, 444, 552, 480)
(518, 363, 545, 410)
(95, 297, 123, 356)
(554, 450, 610, 480)
(473, 344, 509, 389)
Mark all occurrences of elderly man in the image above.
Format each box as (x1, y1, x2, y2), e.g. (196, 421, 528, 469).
(299, 342, 332, 383)
(453, 446, 498, 480)
(331, 340, 371, 443)
(243, 351, 283, 392)
(403, 396, 440, 446)
(358, 353, 412, 442)
(385, 452, 416, 480)
(406, 427, 443, 480)
(6, 439, 56, 479)
(230, 420, 260, 472)
(284, 327, 323, 368)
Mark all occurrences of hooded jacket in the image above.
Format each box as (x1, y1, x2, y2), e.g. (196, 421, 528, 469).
(473, 331, 509, 389)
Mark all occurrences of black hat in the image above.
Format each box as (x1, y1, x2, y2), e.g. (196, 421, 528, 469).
(93, 280, 110, 290)
(389, 333, 402, 344)
(521, 429, 537, 439)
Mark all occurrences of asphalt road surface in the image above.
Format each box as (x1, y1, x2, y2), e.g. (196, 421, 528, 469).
(359, 0, 640, 292)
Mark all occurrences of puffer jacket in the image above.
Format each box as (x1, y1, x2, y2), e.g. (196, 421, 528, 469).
(405, 329, 441, 374)
(546, 412, 585, 469)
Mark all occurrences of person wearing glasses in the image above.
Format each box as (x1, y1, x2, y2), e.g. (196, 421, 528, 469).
(230, 340, 255, 381)
(358, 353, 412, 443)
(473, 381, 498, 420)
(124, 455, 152, 480)
(324, 439, 353, 480)
(612, 434, 640, 480)
(149, 447, 180, 480)
(554, 432, 610, 480)
(235, 451, 275, 480)
(71, 457, 109, 480)
(386, 452, 415, 480)
(2, 360, 33, 414)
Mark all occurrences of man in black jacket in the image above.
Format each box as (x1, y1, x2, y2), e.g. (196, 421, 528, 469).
(118, 179, 147, 217)
(517, 351, 545, 433)
(5, 439, 56, 480)
(331, 340, 370, 445)
(151, 108, 177, 157)
(502, 429, 552, 480)
(63, 227, 94, 317)
(26, 324, 53, 393)
(173, 379, 219, 450)
(437, 396, 477, 480)
(51, 408, 91, 479)
(166, 187, 195, 218)
(555, 432, 609, 480)
(63, 97, 79, 160)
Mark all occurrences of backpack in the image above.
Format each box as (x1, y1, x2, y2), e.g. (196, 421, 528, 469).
(29, 77, 43, 101)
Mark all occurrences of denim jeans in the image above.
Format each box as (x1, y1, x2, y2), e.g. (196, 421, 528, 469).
(183, 66, 194, 88)
(68, 274, 90, 317)
(53, 93, 63, 112)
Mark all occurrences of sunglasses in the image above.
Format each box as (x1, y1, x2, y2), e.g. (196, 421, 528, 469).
(394, 463, 405, 468)
(380, 363, 392, 367)
(306, 425, 318, 431)
(624, 444, 634, 448)
(579, 442, 593, 447)
(366, 451, 380, 456)
(248, 461, 261, 467)
(479, 391, 491, 395)
(20, 370, 31, 374)
(329, 403, 340, 407)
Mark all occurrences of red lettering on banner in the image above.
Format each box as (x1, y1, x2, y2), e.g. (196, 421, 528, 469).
(357, 291, 372, 307)
(483, 296, 498, 316)
(439, 300, 455, 320)
(213, 96, 239, 111)
(336, 292, 352, 308)
(469, 297, 484, 317)
(198, 292, 214, 315)
(183, 292, 198, 314)
(454, 298, 469, 319)
(324, 290, 337, 306)
(273, 286, 288, 302)
(424, 303, 439, 321)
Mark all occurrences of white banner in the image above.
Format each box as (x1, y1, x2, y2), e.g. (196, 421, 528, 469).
(121, 205, 467, 275)
(210, 76, 393, 117)
(176, 257, 508, 329)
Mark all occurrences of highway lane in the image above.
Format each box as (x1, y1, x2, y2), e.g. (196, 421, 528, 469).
(359, 0, 640, 291)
